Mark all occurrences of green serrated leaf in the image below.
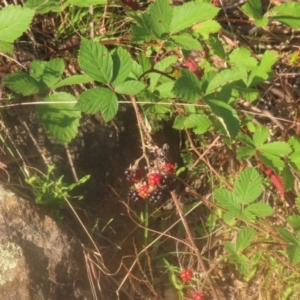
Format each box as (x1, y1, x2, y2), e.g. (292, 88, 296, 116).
(208, 36, 225, 59)
(253, 126, 269, 147)
(240, 209, 256, 222)
(229, 47, 257, 70)
(25, 0, 62, 13)
(278, 228, 298, 245)
(239, 132, 255, 147)
(173, 116, 186, 130)
(206, 67, 247, 94)
(236, 146, 255, 160)
(257, 153, 285, 172)
(234, 168, 263, 204)
(172, 69, 202, 103)
(184, 113, 212, 134)
(143, 0, 173, 39)
(192, 20, 221, 40)
(148, 55, 178, 92)
(170, 2, 220, 34)
(66, 0, 106, 6)
(287, 216, 300, 231)
(131, 25, 152, 43)
(223, 209, 242, 223)
(75, 87, 118, 122)
(235, 255, 250, 275)
(206, 100, 240, 140)
(138, 54, 152, 73)
(242, 0, 263, 21)
(236, 227, 254, 252)
(245, 203, 274, 218)
(224, 241, 236, 254)
(78, 38, 113, 84)
(111, 47, 133, 86)
(247, 50, 278, 86)
(281, 164, 294, 192)
(170, 35, 202, 50)
(4, 72, 41, 96)
(52, 74, 93, 89)
(258, 142, 292, 157)
(214, 188, 240, 211)
(296, 196, 300, 213)
(155, 82, 175, 98)
(0, 5, 34, 43)
(286, 245, 300, 265)
(114, 80, 146, 95)
(0, 41, 13, 55)
(32, 58, 64, 88)
(36, 92, 80, 145)
(269, 3, 300, 29)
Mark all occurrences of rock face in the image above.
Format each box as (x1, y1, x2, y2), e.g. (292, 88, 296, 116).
(0, 185, 90, 300)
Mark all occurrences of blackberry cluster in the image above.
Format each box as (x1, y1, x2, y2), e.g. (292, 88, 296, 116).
(148, 188, 168, 206)
(125, 153, 176, 206)
(128, 189, 142, 202)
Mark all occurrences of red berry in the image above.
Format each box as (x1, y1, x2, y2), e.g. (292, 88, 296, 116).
(193, 292, 204, 300)
(148, 173, 161, 186)
(138, 184, 149, 199)
(180, 269, 193, 282)
(161, 163, 175, 174)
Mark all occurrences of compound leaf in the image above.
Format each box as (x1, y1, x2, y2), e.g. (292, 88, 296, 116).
(234, 168, 263, 204)
(0, 5, 34, 43)
(76, 87, 118, 122)
(37, 92, 80, 145)
(79, 38, 113, 84)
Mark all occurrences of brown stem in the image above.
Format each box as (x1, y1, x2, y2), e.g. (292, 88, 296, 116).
(170, 190, 224, 300)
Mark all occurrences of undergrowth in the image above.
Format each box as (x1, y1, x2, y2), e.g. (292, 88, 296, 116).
(1, 0, 300, 299)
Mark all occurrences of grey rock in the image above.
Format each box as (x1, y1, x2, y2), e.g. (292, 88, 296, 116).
(0, 185, 91, 300)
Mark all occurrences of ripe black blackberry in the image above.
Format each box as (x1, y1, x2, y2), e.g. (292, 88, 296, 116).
(128, 189, 142, 202)
(161, 174, 175, 191)
(148, 188, 169, 205)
